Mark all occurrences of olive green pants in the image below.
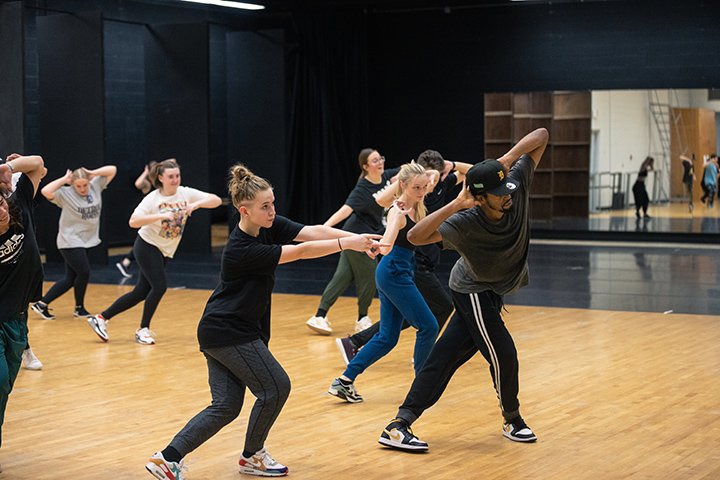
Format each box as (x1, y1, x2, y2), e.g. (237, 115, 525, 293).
(318, 250, 377, 316)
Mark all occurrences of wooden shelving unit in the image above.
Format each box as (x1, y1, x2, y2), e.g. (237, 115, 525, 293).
(484, 90, 591, 220)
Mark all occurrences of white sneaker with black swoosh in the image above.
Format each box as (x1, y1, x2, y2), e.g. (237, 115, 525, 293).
(378, 419, 428, 451)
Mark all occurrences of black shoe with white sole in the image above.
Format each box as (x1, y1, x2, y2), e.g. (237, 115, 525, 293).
(31, 302, 55, 320)
(378, 419, 429, 451)
(502, 417, 537, 442)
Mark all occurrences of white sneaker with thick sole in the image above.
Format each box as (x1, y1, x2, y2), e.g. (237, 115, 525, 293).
(355, 315, 373, 332)
(306, 316, 332, 335)
(22, 348, 43, 370)
(238, 448, 288, 477)
(135, 327, 156, 345)
(146, 451, 186, 480)
(87, 315, 109, 342)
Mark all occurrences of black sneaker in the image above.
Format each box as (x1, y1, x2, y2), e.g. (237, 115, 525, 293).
(335, 337, 358, 365)
(502, 417, 537, 442)
(73, 306, 91, 318)
(378, 419, 429, 451)
(328, 378, 363, 403)
(31, 302, 55, 320)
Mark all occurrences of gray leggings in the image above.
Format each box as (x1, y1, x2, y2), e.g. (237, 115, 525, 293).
(168, 340, 291, 456)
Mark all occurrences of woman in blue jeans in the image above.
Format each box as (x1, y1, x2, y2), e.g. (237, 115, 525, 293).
(328, 162, 439, 403)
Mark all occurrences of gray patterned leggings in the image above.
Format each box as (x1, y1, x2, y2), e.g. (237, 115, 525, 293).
(168, 339, 291, 456)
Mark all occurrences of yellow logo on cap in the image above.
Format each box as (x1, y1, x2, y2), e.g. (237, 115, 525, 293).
(497, 170, 505, 181)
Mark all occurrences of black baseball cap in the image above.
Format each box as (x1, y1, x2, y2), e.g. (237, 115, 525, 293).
(466, 159, 517, 196)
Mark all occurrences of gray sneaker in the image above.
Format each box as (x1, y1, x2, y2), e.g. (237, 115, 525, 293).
(328, 378, 363, 403)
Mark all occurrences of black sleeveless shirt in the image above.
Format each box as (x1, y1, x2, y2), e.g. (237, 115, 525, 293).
(394, 213, 416, 251)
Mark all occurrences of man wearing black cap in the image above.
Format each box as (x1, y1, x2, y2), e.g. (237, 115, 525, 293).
(377, 127, 549, 452)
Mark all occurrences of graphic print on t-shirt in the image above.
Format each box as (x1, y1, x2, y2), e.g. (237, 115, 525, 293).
(159, 201, 188, 239)
(77, 202, 101, 221)
(0, 232, 25, 265)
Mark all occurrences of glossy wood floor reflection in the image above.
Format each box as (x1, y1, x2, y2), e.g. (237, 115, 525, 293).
(590, 201, 719, 219)
(5, 284, 720, 479)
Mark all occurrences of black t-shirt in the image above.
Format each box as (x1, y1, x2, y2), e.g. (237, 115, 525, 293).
(197, 215, 304, 349)
(415, 172, 458, 270)
(0, 174, 43, 320)
(341, 167, 400, 234)
(682, 161, 694, 184)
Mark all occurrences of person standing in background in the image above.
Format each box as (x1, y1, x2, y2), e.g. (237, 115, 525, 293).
(632, 156, 653, 219)
(680, 154, 695, 213)
(701, 153, 718, 208)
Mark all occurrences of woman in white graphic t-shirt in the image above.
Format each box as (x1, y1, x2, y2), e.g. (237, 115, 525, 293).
(87, 159, 221, 345)
(30, 165, 117, 321)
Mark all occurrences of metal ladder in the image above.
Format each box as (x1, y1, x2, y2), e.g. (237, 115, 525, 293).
(648, 89, 688, 202)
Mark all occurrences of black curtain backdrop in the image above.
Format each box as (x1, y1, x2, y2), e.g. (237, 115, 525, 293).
(37, 10, 106, 264)
(227, 29, 286, 217)
(144, 22, 212, 256)
(0, 1, 24, 155)
(286, 11, 370, 225)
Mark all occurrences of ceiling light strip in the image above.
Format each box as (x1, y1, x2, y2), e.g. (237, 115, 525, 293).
(179, 0, 265, 11)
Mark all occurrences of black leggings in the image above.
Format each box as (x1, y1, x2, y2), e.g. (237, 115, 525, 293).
(41, 248, 91, 307)
(102, 236, 168, 329)
(632, 181, 649, 214)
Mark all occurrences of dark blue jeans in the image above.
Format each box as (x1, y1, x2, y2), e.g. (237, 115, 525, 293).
(343, 246, 438, 380)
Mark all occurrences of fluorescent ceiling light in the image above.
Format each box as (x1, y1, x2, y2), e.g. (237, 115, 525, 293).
(180, 0, 265, 10)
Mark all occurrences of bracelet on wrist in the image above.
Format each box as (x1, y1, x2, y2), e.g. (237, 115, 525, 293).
(6, 162, 14, 173)
(338, 238, 343, 251)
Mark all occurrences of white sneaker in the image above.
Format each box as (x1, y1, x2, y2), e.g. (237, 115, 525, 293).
(115, 261, 132, 278)
(306, 316, 332, 335)
(355, 315, 373, 332)
(87, 315, 109, 342)
(135, 327, 156, 345)
(22, 348, 43, 370)
(238, 448, 288, 476)
(146, 451, 187, 480)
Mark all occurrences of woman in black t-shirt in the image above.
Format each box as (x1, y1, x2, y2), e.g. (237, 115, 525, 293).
(680, 154, 695, 213)
(145, 164, 382, 479)
(632, 156, 654, 219)
(306, 148, 400, 336)
(0, 153, 45, 463)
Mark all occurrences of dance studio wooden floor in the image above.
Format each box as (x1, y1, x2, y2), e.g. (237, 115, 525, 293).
(5, 283, 720, 479)
(590, 201, 720, 219)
